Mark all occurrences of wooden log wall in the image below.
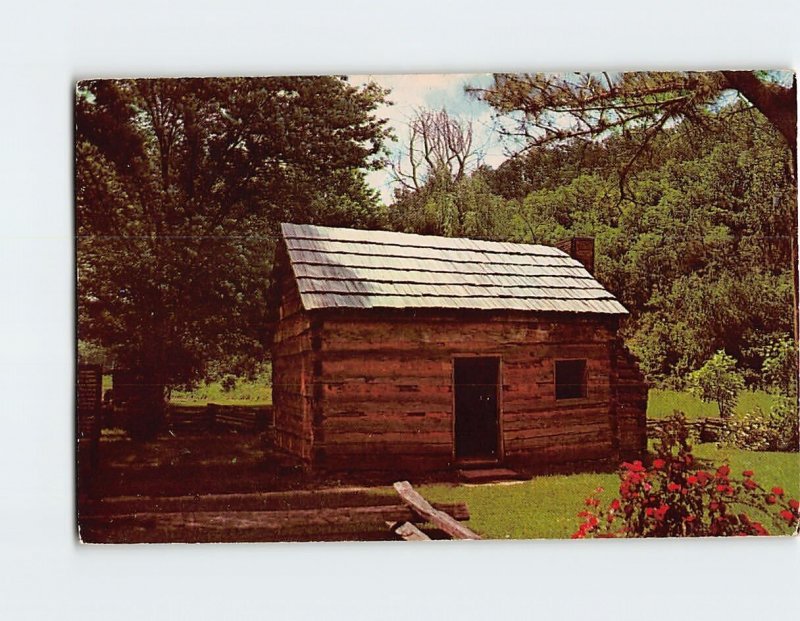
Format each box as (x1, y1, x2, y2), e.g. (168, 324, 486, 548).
(272, 259, 314, 463)
(613, 340, 648, 459)
(309, 311, 628, 472)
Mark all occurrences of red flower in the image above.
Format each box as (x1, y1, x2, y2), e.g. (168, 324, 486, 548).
(789, 499, 799, 511)
(623, 460, 646, 473)
(610, 499, 621, 511)
(779, 510, 795, 522)
(645, 507, 655, 517)
(687, 475, 698, 486)
(709, 501, 719, 511)
(753, 523, 769, 536)
(652, 459, 666, 470)
(742, 470, 754, 477)
(696, 471, 712, 485)
(766, 494, 777, 505)
(743, 479, 757, 490)
(585, 497, 599, 507)
(771, 487, 784, 497)
(654, 504, 669, 521)
(716, 464, 731, 478)
(667, 482, 681, 492)
(685, 515, 696, 523)
(716, 484, 727, 492)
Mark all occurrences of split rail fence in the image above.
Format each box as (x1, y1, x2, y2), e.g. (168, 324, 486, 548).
(80, 481, 479, 543)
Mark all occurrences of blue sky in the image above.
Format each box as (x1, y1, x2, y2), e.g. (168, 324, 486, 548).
(349, 73, 507, 203)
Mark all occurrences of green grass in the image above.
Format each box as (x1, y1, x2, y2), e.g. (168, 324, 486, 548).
(647, 388, 782, 420)
(416, 444, 799, 540)
(418, 473, 620, 540)
(170, 374, 272, 405)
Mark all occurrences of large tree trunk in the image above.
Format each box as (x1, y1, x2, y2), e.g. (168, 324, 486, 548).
(721, 71, 797, 154)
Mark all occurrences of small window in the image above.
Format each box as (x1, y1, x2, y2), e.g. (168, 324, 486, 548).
(555, 359, 587, 400)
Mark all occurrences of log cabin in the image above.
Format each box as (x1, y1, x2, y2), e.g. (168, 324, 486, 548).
(270, 223, 647, 474)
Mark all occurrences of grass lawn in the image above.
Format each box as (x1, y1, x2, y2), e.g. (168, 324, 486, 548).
(647, 388, 781, 420)
(170, 377, 272, 406)
(416, 445, 799, 540)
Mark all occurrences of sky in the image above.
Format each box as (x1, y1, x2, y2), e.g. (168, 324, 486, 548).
(349, 73, 507, 204)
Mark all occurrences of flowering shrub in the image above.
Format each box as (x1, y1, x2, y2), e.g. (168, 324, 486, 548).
(719, 398, 799, 452)
(573, 414, 799, 538)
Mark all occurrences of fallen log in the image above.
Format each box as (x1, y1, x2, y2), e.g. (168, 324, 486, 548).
(393, 480, 481, 540)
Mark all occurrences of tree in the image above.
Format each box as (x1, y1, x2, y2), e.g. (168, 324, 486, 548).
(469, 71, 796, 164)
(76, 77, 391, 428)
(390, 108, 480, 192)
(470, 71, 799, 340)
(688, 351, 745, 419)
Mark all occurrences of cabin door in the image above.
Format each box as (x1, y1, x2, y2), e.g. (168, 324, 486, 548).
(454, 357, 500, 460)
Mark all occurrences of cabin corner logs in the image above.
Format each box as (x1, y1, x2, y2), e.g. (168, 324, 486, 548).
(272, 279, 648, 475)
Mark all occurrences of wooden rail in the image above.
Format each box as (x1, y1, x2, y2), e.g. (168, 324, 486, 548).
(80, 486, 472, 543)
(393, 480, 481, 540)
(647, 417, 725, 442)
(167, 404, 273, 434)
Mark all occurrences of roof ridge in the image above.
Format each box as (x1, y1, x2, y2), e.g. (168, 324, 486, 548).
(280, 222, 565, 255)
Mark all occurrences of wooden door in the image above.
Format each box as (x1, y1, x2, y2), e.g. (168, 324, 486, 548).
(454, 357, 499, 460)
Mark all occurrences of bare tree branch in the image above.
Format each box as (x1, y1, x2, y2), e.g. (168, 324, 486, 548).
(389, 108, 479, 191)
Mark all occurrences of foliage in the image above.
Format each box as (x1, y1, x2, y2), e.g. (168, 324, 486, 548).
(720, 397, 799, 452)
(78, 72, 797, 395)
(572, 414, 800, 538)
(631, 272, 793, 382)
(469, 71, 796, 157)
(687, 351, 745, 418)
(391, 98, 795, 383)
(759, 336, 798, 395)
(76, 77, 391, 398)
(170, 368, 272, 405)
(388, 166, 518, 240)
(77, 340, 112, 366)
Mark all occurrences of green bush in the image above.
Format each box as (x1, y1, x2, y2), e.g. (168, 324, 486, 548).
(720, 397, 799, 452)
(760, 336, 798, 395)
(688, 350, 745, 418)
(220, 374, 238, 393)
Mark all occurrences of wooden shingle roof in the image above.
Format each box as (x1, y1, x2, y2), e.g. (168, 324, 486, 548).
(280, 223, 628, 315)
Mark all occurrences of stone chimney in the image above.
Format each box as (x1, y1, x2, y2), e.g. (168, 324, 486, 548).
(556, 237, 595, 275)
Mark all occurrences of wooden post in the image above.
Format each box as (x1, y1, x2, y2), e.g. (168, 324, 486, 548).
(207, 403, 217, 432)
(393, 480, 481, 540)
